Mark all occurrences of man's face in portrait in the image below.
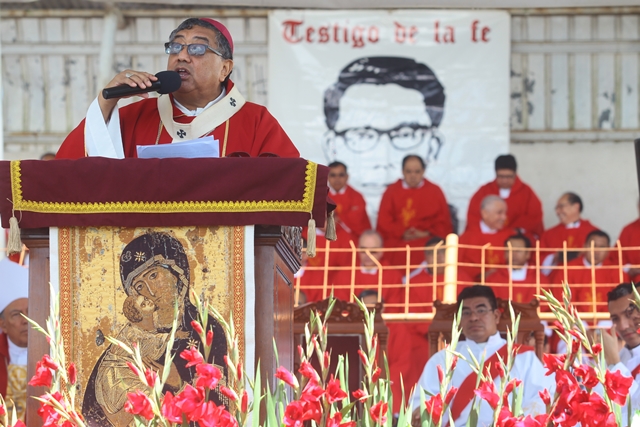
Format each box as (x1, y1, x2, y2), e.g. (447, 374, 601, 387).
(325, 83, 434, 197)
(131, 264, 180, 329)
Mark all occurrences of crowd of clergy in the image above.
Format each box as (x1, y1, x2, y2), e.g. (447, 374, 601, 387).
(294, 153, 640, 415)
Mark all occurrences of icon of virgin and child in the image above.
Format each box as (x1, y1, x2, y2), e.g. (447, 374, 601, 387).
(81, 232, 228, 427)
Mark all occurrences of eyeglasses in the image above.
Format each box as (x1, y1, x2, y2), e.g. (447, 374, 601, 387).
(329, 173, 347, 178)
(612, 304, 640, 322)
(165, 42, 223, 57)
(332, 123, 433, 153)
(461, 306, 493, 318)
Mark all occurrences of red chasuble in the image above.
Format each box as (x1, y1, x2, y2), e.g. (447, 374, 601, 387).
(458, 228, 519, 281)
(328, 262, 402, 302)
(618, 218, 640, 283)
(56, 80, 299, 159)
(549, 256, 628, 312)
(376, 179, 452, 266)
(540, 219, 598, 253)
(466, 176, 544, 237)
(385, 267, 473, 413)
(329, 185, 371, 240)
(485, 266, 549, 303)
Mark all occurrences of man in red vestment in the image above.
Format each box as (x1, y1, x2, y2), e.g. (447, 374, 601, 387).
(540, 192, 599, 276)
(0, 259, 29, 420)
(327, 161, 371, 241)
(329, 231, 402, 303)
(486, 234, 549, 304)
(466, 154, 543, 237)
(385, 237, 473, 413)
(56, 18, 298, 159)
(618, 208, 640, 283)
(459, 195, 521, 282)
(377, 155, 452, 266)
(550, 230, 627, 313)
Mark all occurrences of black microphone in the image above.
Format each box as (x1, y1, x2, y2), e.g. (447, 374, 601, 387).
(102, 70, 182, 99)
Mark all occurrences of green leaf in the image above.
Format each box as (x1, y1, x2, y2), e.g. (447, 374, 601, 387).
(252, 361, 262, 427)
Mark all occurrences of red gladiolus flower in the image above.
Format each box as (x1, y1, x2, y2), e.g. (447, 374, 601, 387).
(604, 370, 633, 405)
(42, 354, 60, 371)
(522, 414, 549, 427)
(220, 386, 239, 401)
(144, 368, 158, 388)
(173, 384, 205, 418)
(369, 401, 388, 424)
(425, 394, 443, 424)
(358, 349, 368, 366)
(475, 381, 500, 410)
(37, 392, 65, 426)
(371, 366, 382, 383)
(324, 351, 330, 368)
(327, 412, 356, 427)
(13, 421, 26, 427)
(539, 388, 551, 406)
(299, 361, 320, 383)
(543, 353, 566, 375)
(352, 389, 368, 401)
(592, 343, 602, 355)
(581, 392, 614, 427)
(0, 404, 4, 416)
(503, 379, 522, 405)
(437, 365, 444, 383)
(496, 407, 518, 427)
(237, 361, 243, 382)
(275, 367, 299, 389)
(283, 401, 304, 427)
(180, 347, 204, 367)
(67, 363, 77, 385)
(191, 320, 204, 334)
(444, 386, 458, 405)
(571, 339, 581, 355)
(297, 345, 304, 360)
(161, 391, 182, 423)
(124, 390, 155, 420)
(126, 361, 141, 377)
(326, 377, 348, 404)
(302, 400, 322, 424)
(495, 361, 506, 378)
(451, 355, 458, 370)
(301, 381, 325, 402)
(206, 330, 214, 347)
(241, 391, 248, 412)
(574, 364, 599, 389)
(196, 363, 223, 389)
(29, 360, 53, 387)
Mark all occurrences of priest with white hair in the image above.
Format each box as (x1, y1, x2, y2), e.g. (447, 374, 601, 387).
(0, 258, 29, 420)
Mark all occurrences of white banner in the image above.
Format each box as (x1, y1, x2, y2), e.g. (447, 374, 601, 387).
(268, 10, 510, 230)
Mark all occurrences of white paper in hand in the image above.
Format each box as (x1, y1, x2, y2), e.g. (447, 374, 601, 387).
(136, 136, 220, 159)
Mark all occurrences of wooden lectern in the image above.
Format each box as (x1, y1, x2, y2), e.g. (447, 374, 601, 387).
(0, 157, 331, 426)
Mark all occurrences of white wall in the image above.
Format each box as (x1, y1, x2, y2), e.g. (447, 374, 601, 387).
(512, 141, 638, 241)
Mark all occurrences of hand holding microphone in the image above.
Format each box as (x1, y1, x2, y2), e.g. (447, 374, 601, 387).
(102, 70, 182, 99)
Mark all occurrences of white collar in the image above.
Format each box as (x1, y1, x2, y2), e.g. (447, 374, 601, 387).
(8, 339, 27, 366)
(510, 263, 528, 281)
(565, 220, 581, 229)
(360, 267, 378, 275)
(499, 188, 511, 198)
(402, 179, 425, 189)
(329, 186, 347, 195)
(466, 331, 503, 347)
(173, 86, 227, 117)
(627, 344, 640, 358)
(480, 220, 498, 234)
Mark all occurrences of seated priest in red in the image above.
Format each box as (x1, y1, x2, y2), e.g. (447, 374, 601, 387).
(295, 239, 334, 304)
(410, 285, 553, 426)
(385, 237, 473, 414)
(377, 155, 452, 267)
(618, 205, 640, 284)
(486, 234, 548, 304)
(329, 230, 403, 303)
(540, 192, 598, 276)
(327, 161, 372, 241)
(550, 230, 628, 313)
(466, 154, 543, 237)
(459, 195, 523, 281)
(0, 258, 29, 421)
(56, 18, 299, 159)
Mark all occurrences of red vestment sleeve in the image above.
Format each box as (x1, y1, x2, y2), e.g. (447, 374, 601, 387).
(465, 185, 487, 231)
(56, 119, 87, 159)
